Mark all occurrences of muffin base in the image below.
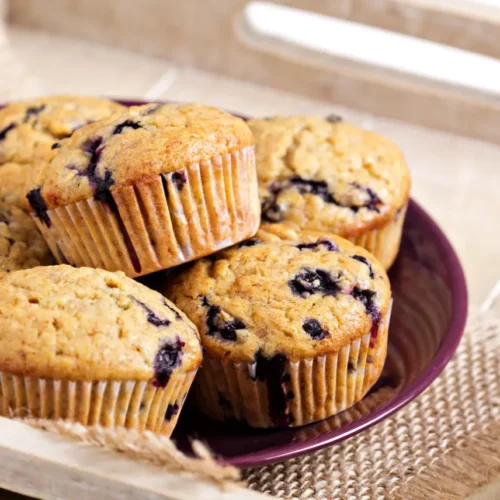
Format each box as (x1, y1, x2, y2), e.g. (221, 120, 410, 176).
(192, 305, 391, 428)
(346, 204, 407, 270)
(0, 370, 197, 437)
(32, 146, 260, 277)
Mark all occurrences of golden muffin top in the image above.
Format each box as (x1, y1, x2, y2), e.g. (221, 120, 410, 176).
(248, 116, 410, 236)
(32, 103, 254, 210)
(0, 265, 202, 381)
(164, 233, 391, 363)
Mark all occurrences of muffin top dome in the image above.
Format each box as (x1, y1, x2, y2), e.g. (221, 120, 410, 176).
(165, 232, 391, 363)
(248, 116, 410, 236)
(32, 103, 254, 210)
(0, 265, 202, 381)
(0, 95, 125, 167)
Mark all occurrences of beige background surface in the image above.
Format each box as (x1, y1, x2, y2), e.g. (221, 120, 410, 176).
(0, 18, 499, 500)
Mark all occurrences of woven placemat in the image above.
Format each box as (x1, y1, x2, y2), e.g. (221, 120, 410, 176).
(244, 312, 500, 499)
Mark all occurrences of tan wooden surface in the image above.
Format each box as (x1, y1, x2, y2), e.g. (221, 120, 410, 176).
(0, 22, 499, 500)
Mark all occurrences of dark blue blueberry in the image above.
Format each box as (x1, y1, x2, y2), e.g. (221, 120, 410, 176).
(352, 287, 381, 338)
(153, 336, 185, 388)
(261, 196, 284, 222)
(351, 182, 382, 212)
(255, 350, 293, 427)
(165, 403, 180, 421)
(288, 268, 340, 298)
(201, 296, 246, 342)
(302, 318, 329, 340)
(23, 104, 46, 122)
(72, 139, 142, 274)
(112, 120, 142, 135)
(131, 296, 171, 327)
(171, 171, 187, 191)
(26, 188, 51, 227)
(0, 123, 16, 141)
(51, 142, 61, 150)
(163, 298, 182, 321)
(297, 239, 338, 252)
(237, 238, 262, 248)
(289, 176, 341, 205)
(351, 254, 375, 278)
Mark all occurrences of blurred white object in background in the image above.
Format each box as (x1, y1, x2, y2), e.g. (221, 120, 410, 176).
(245, 1, 500, 94)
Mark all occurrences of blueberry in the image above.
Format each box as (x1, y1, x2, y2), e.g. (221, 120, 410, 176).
(261, 197, 284, 222)
(351, 255, 375, 278)
(51, 142, 61, 150)
(302, 318, 329, 340)
(288, 268, 340, 297)
(153, 336, 185, 388)
(0, 123, 16, 141)
(163, 298, 182, 321)
(201, 296, 246, 342)
(352, 287, 381, 338)
(112, 120, 143, 135)
(132, 296, 171, 327)
(165, 403, 180, 421)
(23, 104, 46, 122)
(26, 188, 51, 228)
(297, 239, 338, 252)
(171, 171, 187, 191)
(237, 238, 262, 248)
(255, 350, 293, 427)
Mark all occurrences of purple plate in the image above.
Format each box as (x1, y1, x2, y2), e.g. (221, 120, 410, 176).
(172, 198, 467, 467)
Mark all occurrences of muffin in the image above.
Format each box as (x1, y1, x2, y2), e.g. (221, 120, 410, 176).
(0, 265, 202, 436)
(27, 103, 260, 277)
(248, 116, 411, 269)
(164, 232, 391, 428)
(0, 163, 34, 210)
(0, 95, 124, 210)
(0, 202, 55, 278)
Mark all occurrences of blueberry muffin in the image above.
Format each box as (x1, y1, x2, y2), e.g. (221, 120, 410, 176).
(164, 233, 391, 428)
(28, 103, 260, 278)
(248, 116, 411, 269)
(0, 265, 201, 436)
(0, 202, 55, 278)
(0, 95, 124, 210)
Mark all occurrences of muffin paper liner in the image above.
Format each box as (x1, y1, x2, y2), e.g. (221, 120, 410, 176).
(347, 204, 408, 270)
(32, 146, 260, 277)
(192, 304, 392, 428)
(0, 369, 197, 437)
